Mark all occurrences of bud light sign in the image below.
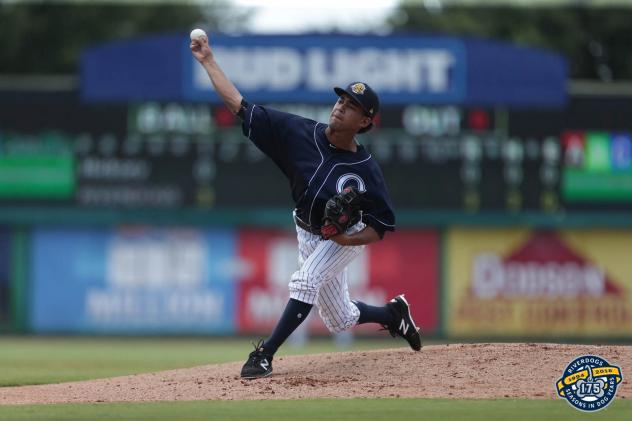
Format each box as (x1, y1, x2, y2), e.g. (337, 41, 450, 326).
(184, 35, 467, 104)
(82, 33, 566, 106)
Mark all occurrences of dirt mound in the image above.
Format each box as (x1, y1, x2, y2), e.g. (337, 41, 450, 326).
(1, 343, 630, 405)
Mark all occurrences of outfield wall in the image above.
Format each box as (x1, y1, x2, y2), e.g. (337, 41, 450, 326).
(2, 222, 631, 341)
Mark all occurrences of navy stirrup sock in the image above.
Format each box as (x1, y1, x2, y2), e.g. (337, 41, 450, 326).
(354, 301, 394, 326)
(263, 298, 313, 356)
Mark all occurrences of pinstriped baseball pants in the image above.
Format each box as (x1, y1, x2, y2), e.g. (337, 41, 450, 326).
(288, 221, 366, 333)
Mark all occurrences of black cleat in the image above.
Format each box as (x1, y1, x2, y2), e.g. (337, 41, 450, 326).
(240, 340, 273, 379)
(385, 294, 422, 351)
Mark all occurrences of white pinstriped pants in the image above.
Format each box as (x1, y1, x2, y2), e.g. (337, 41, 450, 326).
(288, 220, 366, 333)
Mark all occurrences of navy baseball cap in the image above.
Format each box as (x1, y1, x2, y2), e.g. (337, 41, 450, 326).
(333, 82, 380, 132)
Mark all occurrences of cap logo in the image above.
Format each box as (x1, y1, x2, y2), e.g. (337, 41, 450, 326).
(351, 83, 366, 95)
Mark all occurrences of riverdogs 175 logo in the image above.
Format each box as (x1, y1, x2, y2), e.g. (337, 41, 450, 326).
(557, 355, 623, 412)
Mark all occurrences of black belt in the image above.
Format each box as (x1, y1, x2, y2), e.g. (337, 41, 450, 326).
(294, 214, 321, 235)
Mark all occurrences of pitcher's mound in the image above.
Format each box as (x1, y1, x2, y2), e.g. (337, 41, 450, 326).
(1, 343, 630, 405)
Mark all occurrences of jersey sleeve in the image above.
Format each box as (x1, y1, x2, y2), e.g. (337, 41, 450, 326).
(362, 176, 396, 239)
(241, 103, 302, 169)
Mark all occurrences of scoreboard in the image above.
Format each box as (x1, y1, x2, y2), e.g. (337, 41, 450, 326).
(0, 96, 630, 214)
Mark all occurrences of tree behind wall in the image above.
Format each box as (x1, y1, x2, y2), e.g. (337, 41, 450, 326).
(387, 5, 632, 81)
(0, 2, 250, 74)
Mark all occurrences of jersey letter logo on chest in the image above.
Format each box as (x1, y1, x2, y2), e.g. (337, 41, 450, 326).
(336, 173, 367, 194)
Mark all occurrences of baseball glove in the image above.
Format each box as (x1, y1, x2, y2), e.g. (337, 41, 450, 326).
(320, 186, 363, 239)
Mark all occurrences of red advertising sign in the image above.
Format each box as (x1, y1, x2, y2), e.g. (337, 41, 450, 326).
(237, 228, 439, 335)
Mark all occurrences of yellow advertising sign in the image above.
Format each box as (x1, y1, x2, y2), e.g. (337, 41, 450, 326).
(446, 228, 632, 337)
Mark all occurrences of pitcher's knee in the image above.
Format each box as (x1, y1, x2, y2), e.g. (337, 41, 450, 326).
(289, 271, 327, 305)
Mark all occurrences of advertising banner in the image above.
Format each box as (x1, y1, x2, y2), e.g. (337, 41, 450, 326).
(185, 35, 467, 104)
(236, 228, 439, 335)
(0, 228, 9, 326)
(446, 228, 632, 338)
(30, 227, 237, 333)
(82, 34, 566, 107)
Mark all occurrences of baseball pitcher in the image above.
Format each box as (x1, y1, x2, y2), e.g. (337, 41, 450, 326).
(191, 34, 422, 379)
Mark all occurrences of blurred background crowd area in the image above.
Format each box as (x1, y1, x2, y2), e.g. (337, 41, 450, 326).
(0, 0, 631, 343)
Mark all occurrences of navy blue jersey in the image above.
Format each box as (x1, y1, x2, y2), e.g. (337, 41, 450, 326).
(242, 103, 395, 238)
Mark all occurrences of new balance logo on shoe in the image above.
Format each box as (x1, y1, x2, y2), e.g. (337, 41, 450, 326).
(399, 319, 410, 335)
(260, 359, 269, 370)
(385, 295, 422, 351)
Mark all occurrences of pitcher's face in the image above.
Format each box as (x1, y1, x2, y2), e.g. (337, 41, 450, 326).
(329, 93, 371, 133)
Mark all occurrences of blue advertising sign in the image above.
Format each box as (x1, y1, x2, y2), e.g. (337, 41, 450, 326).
(30, 227, 237, 334)
(82, 33, 566, 107)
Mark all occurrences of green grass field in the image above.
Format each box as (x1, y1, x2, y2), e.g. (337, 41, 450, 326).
(2, 399, 631, 421)
(0, 337, 630, 420)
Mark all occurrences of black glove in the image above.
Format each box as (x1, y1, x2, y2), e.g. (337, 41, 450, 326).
(320, 186, 363, 240)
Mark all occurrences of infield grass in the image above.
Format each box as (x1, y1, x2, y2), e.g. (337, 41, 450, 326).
(0, 336, 402, 386)
(0, 398, 630, 421)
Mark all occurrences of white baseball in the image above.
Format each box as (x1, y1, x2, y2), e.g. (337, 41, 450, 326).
(190, 28, 207, 41)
